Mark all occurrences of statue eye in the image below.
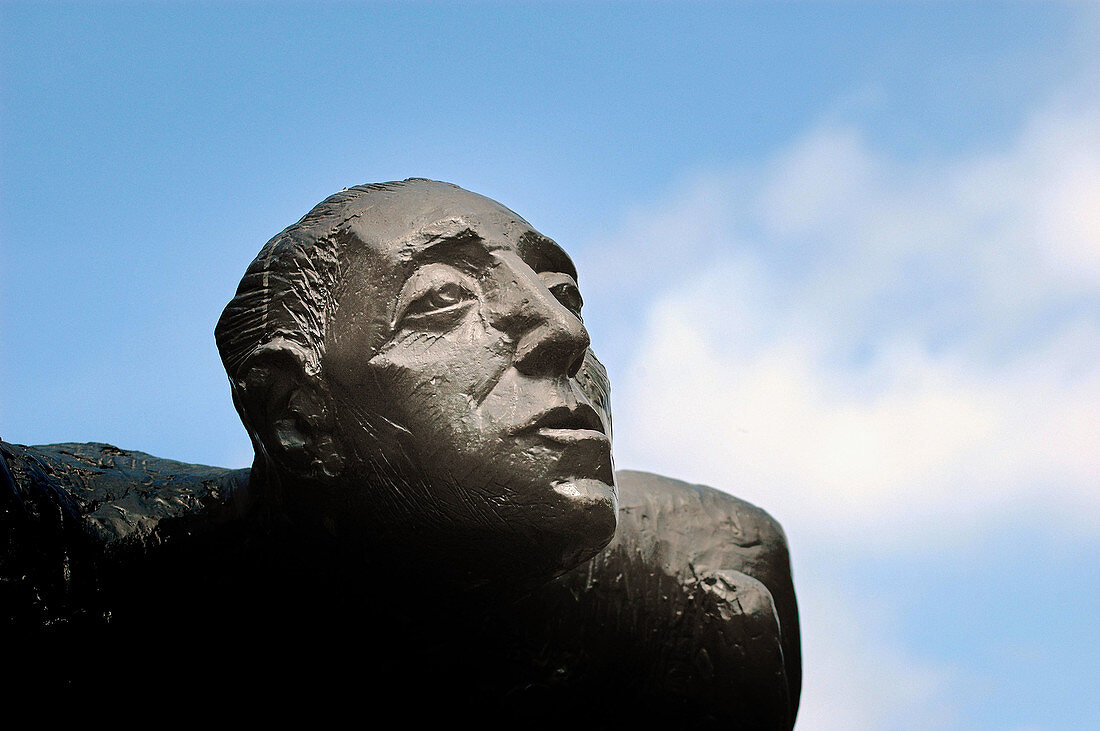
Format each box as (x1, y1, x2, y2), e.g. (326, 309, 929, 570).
(548, 280, 583, 320)
(401, 281, 474, 323)
(427, 282, 466, 309)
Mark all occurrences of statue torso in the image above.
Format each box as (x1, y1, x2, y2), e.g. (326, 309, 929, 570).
(1, 441, 797, 727)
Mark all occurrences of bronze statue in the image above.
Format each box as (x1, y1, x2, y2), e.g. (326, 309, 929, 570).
(1, 180, 798, 726)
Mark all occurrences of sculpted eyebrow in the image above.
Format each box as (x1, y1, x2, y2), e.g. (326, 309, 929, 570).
(411, 230, 495, 272)
(518, 231, 578, 282)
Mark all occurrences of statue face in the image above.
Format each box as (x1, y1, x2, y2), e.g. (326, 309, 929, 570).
(321, 188, 615, 581)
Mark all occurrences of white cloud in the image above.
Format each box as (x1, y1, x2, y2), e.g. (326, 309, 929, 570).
(602, 98, 1100, 549)
(595, 97, 1100, 731)
(758, 125, 878, 239)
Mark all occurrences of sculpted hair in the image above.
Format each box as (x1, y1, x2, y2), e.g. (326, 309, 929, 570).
(216, 180, 423, 385)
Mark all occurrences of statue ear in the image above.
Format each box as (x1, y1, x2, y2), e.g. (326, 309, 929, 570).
(234, 339, 344, 481)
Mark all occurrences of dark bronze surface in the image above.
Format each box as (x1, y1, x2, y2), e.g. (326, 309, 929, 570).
(1, 180, 799, 726)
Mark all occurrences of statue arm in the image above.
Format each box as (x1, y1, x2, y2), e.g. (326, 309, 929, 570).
(610, 469, 801, 728)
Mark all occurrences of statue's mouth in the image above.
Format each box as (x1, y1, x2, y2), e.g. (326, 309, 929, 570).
(512, 403, 607, 438)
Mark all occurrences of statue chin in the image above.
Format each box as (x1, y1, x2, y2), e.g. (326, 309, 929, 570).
(551, 476, 618, 545)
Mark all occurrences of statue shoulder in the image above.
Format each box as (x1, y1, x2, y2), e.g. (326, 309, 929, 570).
(1, 440, 251, 631)
(612, 468, 801, 722)
(1, 440, 249, 548)
(613, 468, 790, 563)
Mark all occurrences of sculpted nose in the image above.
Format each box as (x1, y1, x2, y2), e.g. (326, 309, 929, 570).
(509, 284, 591, 379)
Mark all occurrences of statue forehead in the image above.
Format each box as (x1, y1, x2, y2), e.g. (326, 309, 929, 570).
(335, 183, 577, 280)
(342, 183, 529, 248)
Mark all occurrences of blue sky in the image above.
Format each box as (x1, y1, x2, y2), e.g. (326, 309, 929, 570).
(2, 3, 1097, 727)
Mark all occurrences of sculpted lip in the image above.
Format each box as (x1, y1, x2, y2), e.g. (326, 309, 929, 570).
(512, 403, 607, 438)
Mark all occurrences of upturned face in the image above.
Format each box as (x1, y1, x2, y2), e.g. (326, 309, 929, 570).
(322, 186, 616, 582)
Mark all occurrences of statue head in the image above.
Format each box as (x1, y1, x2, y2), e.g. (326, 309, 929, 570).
(215, 180, 616, 586)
